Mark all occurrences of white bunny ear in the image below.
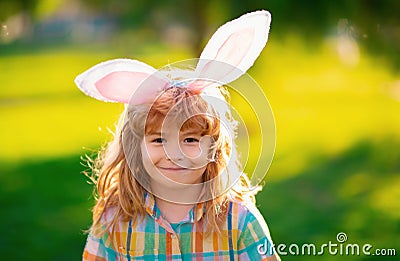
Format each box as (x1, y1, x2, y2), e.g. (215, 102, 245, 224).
(194, 10, 271, 88)
(74, 59, 169, 104)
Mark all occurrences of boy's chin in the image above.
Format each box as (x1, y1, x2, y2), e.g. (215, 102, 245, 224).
(151, 178, 201, 188)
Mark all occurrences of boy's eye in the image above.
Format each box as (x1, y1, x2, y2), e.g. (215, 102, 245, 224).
(184, 137, 199, 143)
(152, 138, 165, 143)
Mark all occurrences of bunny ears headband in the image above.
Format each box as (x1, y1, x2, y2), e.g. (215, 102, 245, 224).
(75, 11, 271, 104)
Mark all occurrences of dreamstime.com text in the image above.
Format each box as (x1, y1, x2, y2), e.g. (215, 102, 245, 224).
(258, 232, 397, 256)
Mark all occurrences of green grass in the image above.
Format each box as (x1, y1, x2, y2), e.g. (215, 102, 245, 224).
(1, 35, 399, 260)
(0, 156, 92, 260)
(258, 138, 400, 260)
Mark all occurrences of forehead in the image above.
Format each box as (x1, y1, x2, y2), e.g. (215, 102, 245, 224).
(145, 119, 204, 135)
(145, 111, 214, 134)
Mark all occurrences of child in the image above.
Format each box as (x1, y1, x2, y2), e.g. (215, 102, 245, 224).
(76, 10, 280, 260)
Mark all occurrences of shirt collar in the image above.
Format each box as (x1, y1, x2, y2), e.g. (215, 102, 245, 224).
(143, 191, 205, 223)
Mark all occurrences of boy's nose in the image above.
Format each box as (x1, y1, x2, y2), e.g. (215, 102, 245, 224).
(164, 143, 184, 162)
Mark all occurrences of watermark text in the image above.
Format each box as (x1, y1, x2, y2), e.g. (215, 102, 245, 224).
(258, 232, 397, 256)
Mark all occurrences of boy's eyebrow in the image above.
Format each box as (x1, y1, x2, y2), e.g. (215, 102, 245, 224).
(146, 131, 162, 136)
(180, 130, 202, 135)
(146, 130, 202, 136)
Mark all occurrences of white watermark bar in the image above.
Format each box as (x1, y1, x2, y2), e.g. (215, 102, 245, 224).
(258, 232, 397, 256)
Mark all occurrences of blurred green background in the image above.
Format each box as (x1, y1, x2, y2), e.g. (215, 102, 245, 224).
(1, 0, 399, 260)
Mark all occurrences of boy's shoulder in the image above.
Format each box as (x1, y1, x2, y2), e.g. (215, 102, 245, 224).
(227, 198, 263, 220)
(101, 206, 118, 223)
(226, 197, 272, 238)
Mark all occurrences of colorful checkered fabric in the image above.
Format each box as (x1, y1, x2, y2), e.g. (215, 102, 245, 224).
(83, 193, 275, 260)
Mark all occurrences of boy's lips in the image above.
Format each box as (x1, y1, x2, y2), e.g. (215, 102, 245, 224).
(158, 166, 187, 171)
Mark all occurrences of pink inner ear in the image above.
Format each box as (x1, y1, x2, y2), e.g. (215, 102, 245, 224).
(198, 28, 255, 84)
(95, 71, 149, 103)
(215, 27, 254, 66)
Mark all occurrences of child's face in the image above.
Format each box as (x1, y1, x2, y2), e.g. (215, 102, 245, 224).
(141, 120, 213, 188)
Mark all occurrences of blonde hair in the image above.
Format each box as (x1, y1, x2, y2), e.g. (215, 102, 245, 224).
(86, 85, 259, 238)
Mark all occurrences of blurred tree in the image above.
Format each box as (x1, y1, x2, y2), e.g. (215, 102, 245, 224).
(1, 0, 399, 67)
(235, 0, 400, 68)
(80, 0, 211, 55)
(0, 0, 38, 21)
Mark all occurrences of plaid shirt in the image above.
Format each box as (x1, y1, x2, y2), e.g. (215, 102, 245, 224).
(83, 193, 275, 260)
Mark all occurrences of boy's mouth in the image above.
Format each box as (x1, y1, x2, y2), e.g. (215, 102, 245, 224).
(159, 167, 187, 171)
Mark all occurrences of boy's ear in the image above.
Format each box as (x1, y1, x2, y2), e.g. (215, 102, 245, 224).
(193, 10, 271, 89)
(74, 59, 169, 104)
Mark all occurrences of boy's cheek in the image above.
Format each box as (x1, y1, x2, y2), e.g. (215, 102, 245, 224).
(181, 146, 202, 159)
(141, 142, 159, 159)
(188, 154, 211, 169)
